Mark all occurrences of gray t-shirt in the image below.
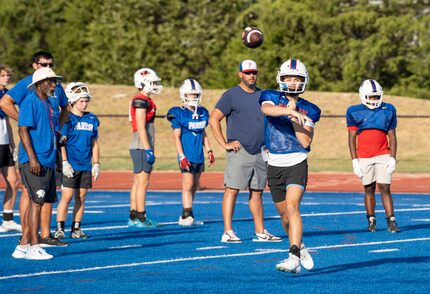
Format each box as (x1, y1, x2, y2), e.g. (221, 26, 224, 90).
(215, 85, 264, 155)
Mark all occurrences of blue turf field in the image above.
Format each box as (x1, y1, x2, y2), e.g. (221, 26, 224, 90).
(1, 190, 429, 293)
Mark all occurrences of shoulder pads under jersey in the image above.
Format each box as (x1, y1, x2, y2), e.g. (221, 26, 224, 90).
(133, 98, 150, 109)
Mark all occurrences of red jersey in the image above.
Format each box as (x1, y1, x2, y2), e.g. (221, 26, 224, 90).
(129, 93, 156, 132)
(348, 126, 390, 158)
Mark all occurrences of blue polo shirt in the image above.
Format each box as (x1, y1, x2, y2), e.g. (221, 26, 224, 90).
(18, 92, 56, 169)
(7, 74, 68, 131)
(61, 112, 99, 171)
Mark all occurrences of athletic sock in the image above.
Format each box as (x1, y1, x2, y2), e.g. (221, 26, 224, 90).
(181, 208, 193, 219)
(129, 210, 138, 220)
(3, 210, 13, 221)
(137, 211, 146, 222)
(57, 221, 65, 230)
(71, 221, 81, 232)
(289, 245, 300, 258)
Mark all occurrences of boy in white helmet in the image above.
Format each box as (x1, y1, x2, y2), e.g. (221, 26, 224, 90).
(346, 79, 399, 233)
(260, 59, 320, 274)
(128, 68, 162, 228)
(54, 82, 100, 239)
(167, 79, 215, 226)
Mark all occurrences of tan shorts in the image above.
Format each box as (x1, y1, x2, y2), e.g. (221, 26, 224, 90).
(359, 154, 391, 186)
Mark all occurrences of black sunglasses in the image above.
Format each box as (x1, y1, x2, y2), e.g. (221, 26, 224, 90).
(37, 62, 54, 68)
(243, 71, 258, 75)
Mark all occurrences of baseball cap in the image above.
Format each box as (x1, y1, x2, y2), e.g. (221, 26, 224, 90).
(27, 67, 62, 90)
(239, 60, 258, 73)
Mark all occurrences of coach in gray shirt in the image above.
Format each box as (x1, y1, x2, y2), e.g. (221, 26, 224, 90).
(209, 60, 280, 243)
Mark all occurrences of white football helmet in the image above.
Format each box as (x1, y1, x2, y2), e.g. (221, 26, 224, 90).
(133, 68, 162, 94)
(359, 79, 383, 109)
(180, 78, 202, 107)
(65, 82, 92, 105)
(276, 59, 309, 94)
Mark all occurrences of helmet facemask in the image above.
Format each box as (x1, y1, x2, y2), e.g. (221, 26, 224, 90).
(65, 82, 92, 105)
(359, 79, 383, 110)
(277, 59, 309, 95)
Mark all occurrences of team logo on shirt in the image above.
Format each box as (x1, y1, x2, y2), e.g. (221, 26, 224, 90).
(188, 121, 206, 130)
(75, 122, 94, 131)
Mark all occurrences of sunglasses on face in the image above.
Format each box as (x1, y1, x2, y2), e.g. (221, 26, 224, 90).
(37, 62, 54, 68)
(44, 79, 58, 86)
(243, 71, 258, 75)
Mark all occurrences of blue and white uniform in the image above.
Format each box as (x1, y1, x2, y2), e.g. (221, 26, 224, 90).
(61, 112, 99, 171)
(259, 90, 321, 166)
(167, 106, 209, 164)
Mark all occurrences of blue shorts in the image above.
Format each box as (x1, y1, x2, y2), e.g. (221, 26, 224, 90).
(130, 149, 152, 174)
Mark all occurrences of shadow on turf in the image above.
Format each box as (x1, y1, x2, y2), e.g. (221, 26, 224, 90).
(302, 256, 430, 276)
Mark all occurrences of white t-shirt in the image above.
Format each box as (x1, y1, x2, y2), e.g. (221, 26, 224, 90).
(0, 117, 10, 145)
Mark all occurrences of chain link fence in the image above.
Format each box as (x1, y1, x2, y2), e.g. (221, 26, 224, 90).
(97, 114, 430, 173)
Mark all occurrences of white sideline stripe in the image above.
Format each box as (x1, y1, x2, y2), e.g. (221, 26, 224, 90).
(1, 237, 428, 280)
(109, 245, 142, 249)
(196, 246, 227, 250)
(2, 207, 430, 238)
(369, 249, 399, 253)
(411, 218, 430, 222)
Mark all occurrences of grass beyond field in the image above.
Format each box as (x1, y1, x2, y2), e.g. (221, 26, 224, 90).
(9, 85, 430, 172)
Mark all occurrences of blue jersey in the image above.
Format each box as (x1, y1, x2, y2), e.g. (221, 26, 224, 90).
(167, 106, 209, 164)
(0, 88, 8, 118)
(18, 92, 56, 169)
(259, 90, 321, 154)
(6, 74, 68, 131)
(215, 85, 264, 155)
(346, 102, 397, 134)
(61, 112, 99, 171)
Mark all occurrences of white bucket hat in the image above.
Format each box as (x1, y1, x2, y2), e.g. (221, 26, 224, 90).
(27, 67, 63, 90)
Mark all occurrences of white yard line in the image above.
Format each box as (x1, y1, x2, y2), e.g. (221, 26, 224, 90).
(1, 237, 429, 280)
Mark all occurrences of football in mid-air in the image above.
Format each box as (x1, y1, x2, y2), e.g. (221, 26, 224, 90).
(242, 26, 264, 49)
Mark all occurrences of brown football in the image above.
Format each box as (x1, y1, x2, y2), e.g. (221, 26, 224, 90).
(242, 26, 264, 49)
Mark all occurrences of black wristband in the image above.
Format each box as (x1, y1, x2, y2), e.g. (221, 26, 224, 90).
(207, 150, 213, 154)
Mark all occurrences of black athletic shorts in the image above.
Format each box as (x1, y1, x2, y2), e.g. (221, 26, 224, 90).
(0, 144, 15, 168)
(180, 162, 204, 174)
(62, 170, 92, 189)
(20, 163, 57, 204)
(267, 159, 308, 203)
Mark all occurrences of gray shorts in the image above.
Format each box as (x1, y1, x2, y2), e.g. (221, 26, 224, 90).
(130, 149, 152, 174)
(224, 147, 267, 190)
(359, 154, 392, 185)
(20, 163, 57, 204)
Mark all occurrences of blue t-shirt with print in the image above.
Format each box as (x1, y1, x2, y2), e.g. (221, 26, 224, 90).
(61, 112, 99, 171)
(7, 74, 68, 131)
(167, 106, 209, 164)
(18, 92, 56, 169)
(259, 90, 321, 154)
(346, 102, 397, 134)
(214, 85, 264, 155)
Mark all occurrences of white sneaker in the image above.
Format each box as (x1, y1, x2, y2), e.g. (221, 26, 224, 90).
(12, 244, 30, 259)
(178, 216, 204, 226)
(178, 216, 194, 226)
(276, 253, 301, 273)
(1, 220, 22, 232)
(24, 245, 53, 260)
(253, 229, 282, 242)
(221, 230, 242, 243)
(300, 242, 314, 270)
(0, 226, 6, 233)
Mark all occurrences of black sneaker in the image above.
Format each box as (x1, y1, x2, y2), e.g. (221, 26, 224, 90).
(387, 217, 400, 233)
(367, 217, 376, 232)
(71, 229, 89, 239)
(40, 234, 69, 247)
